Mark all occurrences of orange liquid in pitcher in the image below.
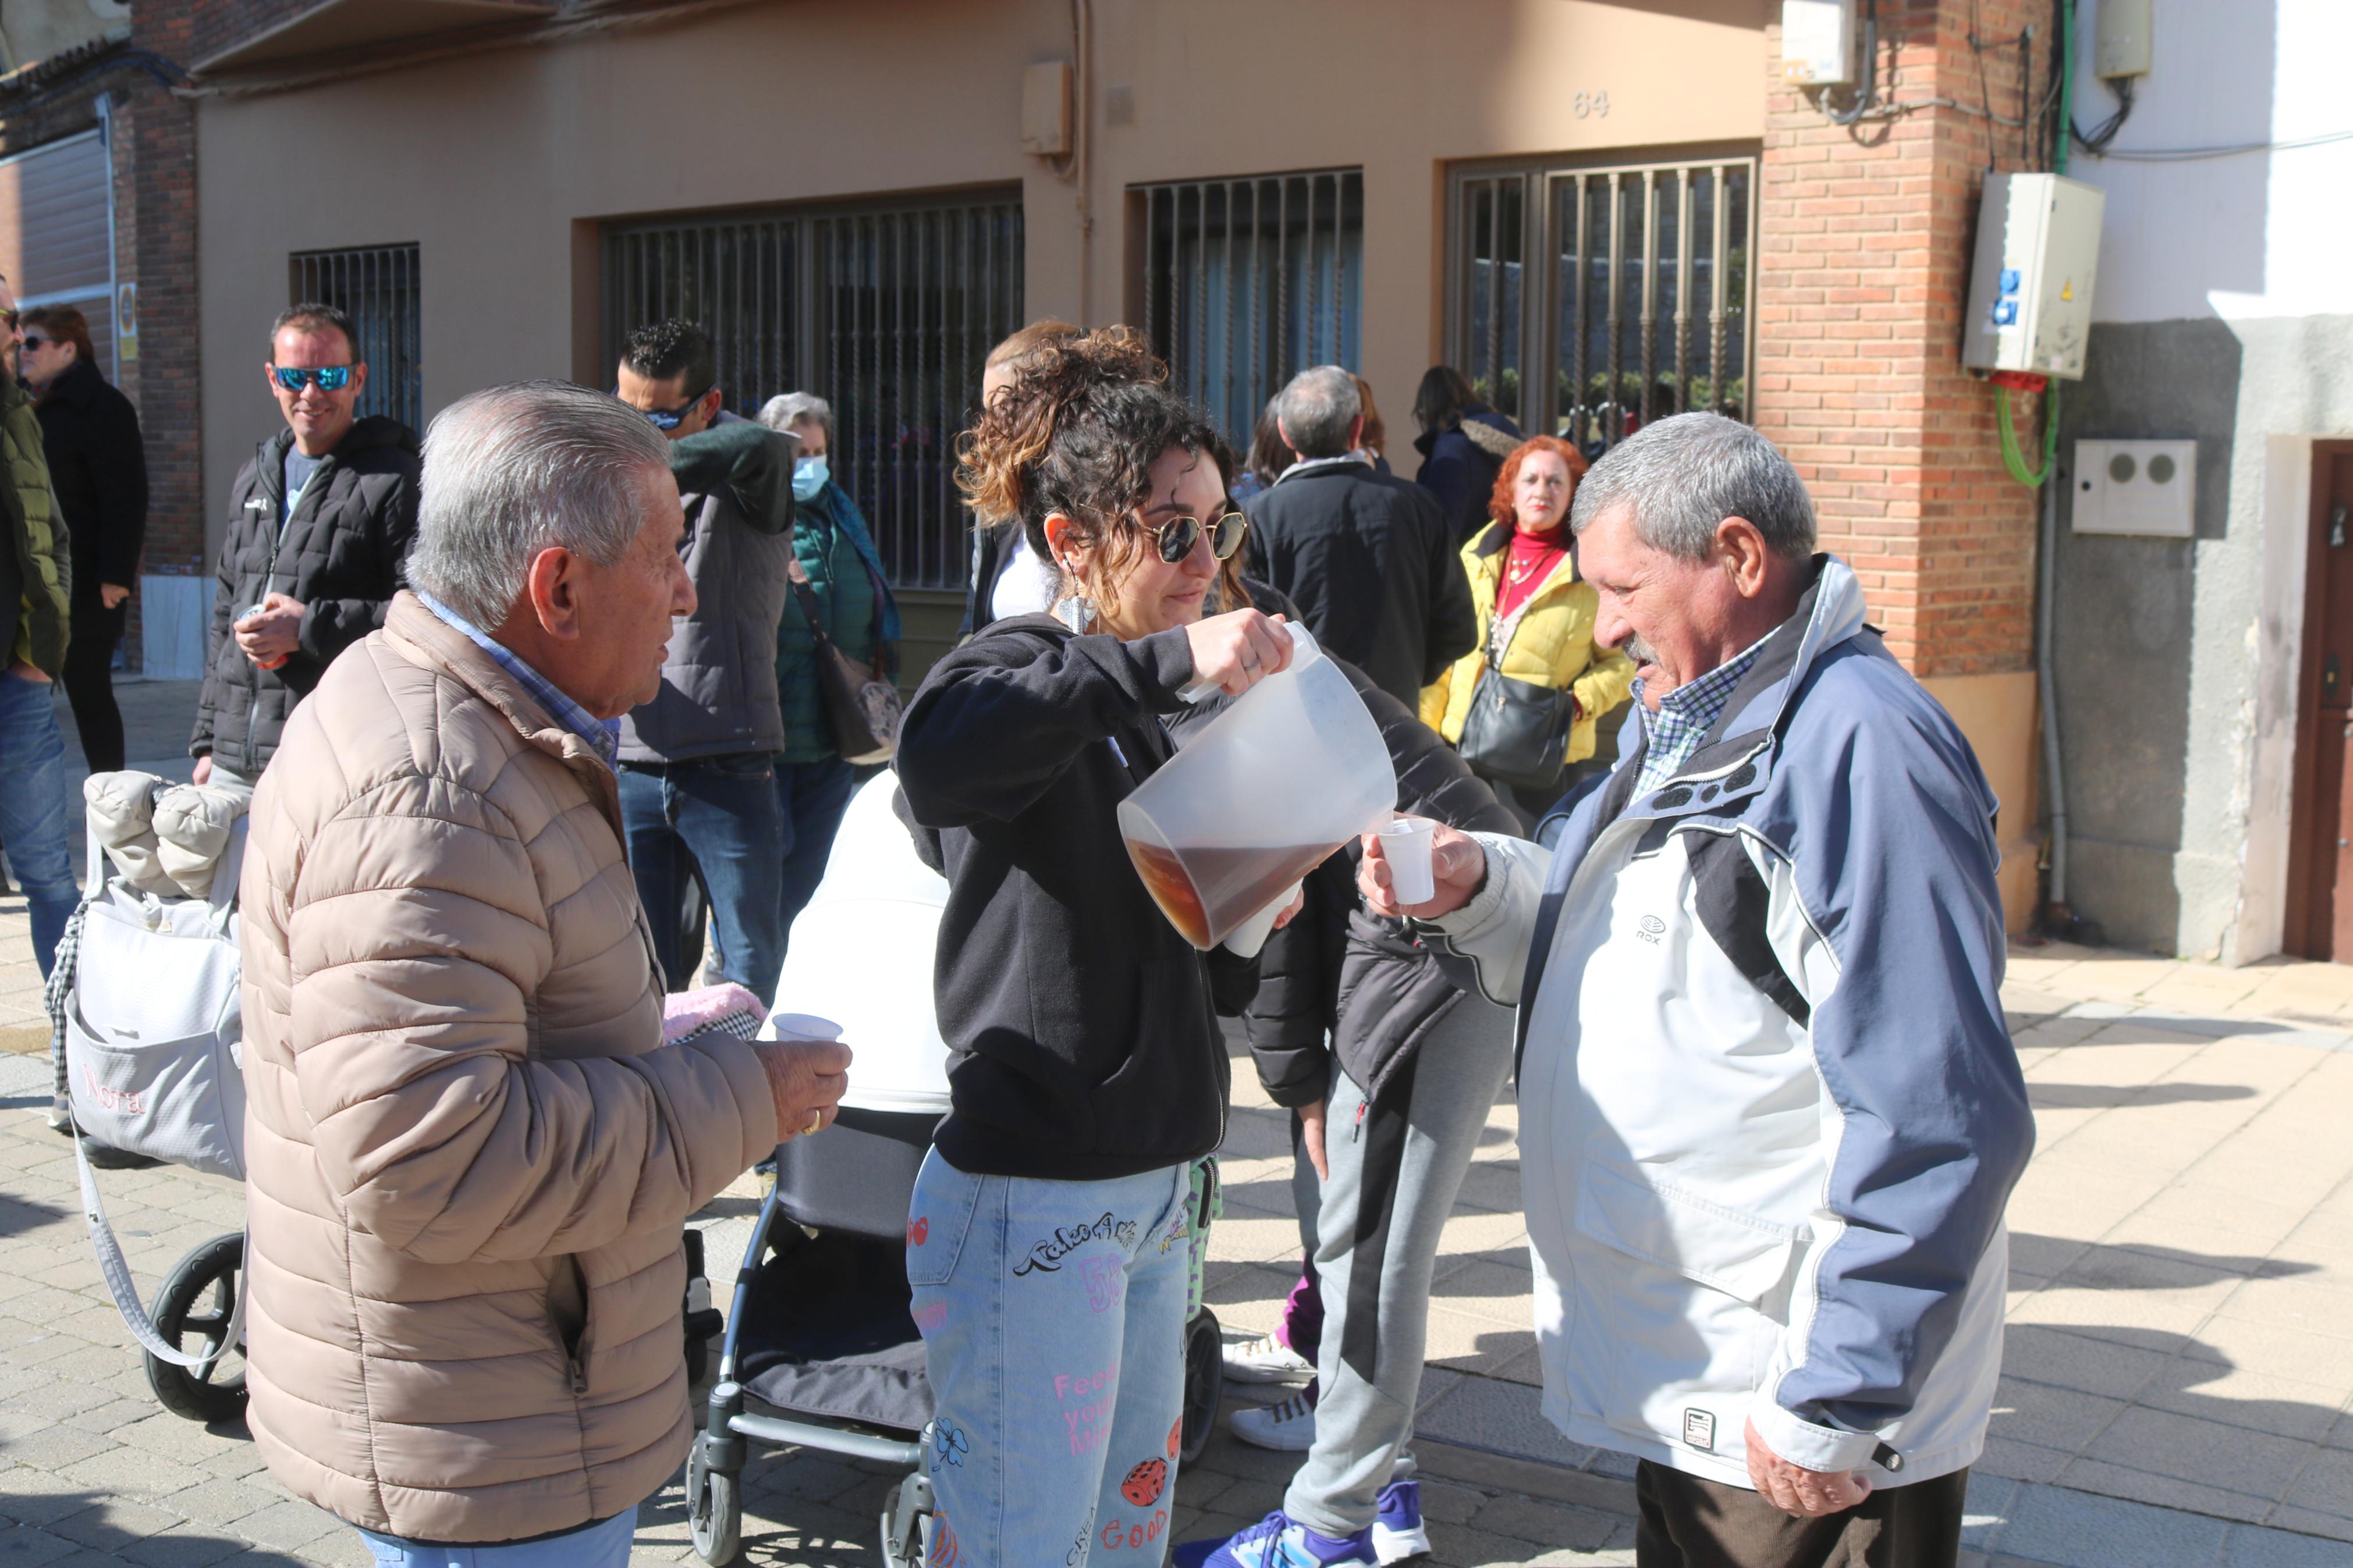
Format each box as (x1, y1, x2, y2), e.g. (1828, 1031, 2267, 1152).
(1126, 839, 1346, 950)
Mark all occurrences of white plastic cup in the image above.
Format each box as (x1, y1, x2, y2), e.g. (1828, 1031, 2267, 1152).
(1378, 816, 1438, 906)
(1223, 882, 1301, 959)
(765, 1011, 843, 1044)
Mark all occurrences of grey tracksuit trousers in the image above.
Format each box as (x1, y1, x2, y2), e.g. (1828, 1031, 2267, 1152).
(1284, 990, 1516, 1537)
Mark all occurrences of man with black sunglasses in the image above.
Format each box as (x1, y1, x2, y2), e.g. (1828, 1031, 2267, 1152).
(611, 319, 801, 1004)
(190, 303, 420, 792)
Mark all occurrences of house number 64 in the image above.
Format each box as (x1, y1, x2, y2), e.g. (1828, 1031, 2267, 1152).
(1573, 91, 1611, 118)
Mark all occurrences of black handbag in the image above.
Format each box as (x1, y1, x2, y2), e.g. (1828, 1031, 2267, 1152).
(1456, 601, 1577, 792)
(787, 555, 901, 766)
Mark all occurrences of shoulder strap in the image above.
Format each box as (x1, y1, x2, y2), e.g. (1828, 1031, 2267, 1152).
(1687, 831, 1811, 1027)
(785, 554, 833, 646)
(73, 1129, 247, 1370)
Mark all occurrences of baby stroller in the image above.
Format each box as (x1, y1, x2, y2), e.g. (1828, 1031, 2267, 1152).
(685, 776, 1227, 1566)
(48, 774, 257, 1424)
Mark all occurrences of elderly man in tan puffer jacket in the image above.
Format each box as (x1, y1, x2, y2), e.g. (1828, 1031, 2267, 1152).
(240, 381, 851, 1566)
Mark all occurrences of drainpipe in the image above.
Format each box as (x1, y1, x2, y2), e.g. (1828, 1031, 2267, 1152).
(2034, 0, 2079, 927)
(95, 90, 118, 382)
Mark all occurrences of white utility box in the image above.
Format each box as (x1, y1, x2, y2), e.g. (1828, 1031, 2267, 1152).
(1961, 173, 2104, 381)
(2072, 440, 2196, 538)
(2096, 0, 2153, 79)
(1780, 0, 1856, 86)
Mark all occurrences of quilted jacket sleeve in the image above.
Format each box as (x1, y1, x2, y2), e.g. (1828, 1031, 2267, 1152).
(277, 787, 781, 1267)
(298, 468, 418, 666)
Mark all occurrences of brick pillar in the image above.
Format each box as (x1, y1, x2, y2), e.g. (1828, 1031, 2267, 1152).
(126, 6, 204, 677)
(1752, 0, 2050, 929)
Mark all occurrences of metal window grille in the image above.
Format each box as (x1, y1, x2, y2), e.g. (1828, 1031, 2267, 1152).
(1134, 168, 1363, 445)
(603, 191, 1023, 590)
(289, 243, 422, 432)
(1449, 155, 1755, 454)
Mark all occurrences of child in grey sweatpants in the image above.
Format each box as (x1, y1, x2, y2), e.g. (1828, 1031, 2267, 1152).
(1287, 991, 1516, 1551)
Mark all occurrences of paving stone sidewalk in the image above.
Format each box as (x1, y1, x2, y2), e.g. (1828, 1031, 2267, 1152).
(10, 680, 2353, 1564)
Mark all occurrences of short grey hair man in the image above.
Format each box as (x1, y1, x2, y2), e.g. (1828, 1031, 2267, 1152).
(758, 391, 832, 445)
(1569, 411, 1817, 563)
(1274, 365, 1364, 460)
(407, 381, 672, 628)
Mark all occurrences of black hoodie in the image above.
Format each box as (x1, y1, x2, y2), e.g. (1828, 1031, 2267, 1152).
(191, 415, 420, 774)
(893, 613, 1258, 1181)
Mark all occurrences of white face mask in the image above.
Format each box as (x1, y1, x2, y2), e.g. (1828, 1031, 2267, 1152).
(792, 454, 830, 502)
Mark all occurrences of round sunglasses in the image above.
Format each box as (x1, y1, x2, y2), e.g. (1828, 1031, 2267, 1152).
(1142, 510, 1249, 564)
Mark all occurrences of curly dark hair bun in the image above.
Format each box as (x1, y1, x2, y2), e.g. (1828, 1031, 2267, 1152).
(957, 325, 1233, 592)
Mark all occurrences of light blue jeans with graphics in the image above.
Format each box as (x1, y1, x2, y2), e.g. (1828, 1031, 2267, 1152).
(907, 1150, 1194, 1568)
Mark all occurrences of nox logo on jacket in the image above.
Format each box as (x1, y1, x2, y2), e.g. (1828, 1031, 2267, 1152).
(1011, 1212, 1138, 1275)
(1636, 914, 1666, 944)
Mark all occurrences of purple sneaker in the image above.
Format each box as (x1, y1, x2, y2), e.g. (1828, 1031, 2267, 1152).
(1174, 1510, 1376, 1568)
(1373, 1480, 1430, 1563)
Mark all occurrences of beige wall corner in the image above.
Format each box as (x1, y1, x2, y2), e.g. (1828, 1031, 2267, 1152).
(1921, 670, 2040, 936)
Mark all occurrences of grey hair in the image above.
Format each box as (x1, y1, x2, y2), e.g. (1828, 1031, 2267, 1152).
(407, 381, 673, 627)
(759, 391, 832, 444)
(1273, 365, 1363, 460)
(1568, 413, 1816, 563)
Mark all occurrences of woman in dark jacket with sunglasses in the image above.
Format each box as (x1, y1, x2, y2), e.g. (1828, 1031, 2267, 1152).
(893, 326, 1303, 1567)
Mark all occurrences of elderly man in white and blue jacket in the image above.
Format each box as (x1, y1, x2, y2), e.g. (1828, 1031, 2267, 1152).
(1361, 413, 2033, 1568)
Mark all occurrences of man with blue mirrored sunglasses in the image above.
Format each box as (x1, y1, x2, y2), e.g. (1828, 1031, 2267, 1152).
(189, 303, 419, 792)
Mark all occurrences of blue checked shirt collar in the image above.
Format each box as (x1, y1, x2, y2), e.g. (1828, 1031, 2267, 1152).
(1631, 632, 1774, 797)
(413, 589, 620, 768)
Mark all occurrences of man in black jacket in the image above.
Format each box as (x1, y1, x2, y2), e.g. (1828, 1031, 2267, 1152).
(190, 304, 418, 789)
(23, 304, 145, 774)
(612, 321, 801, 1002)
(1243, 366, 1477, 711)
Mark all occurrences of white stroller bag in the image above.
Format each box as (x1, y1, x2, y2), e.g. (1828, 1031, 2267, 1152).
(49, 810, 250, 1371)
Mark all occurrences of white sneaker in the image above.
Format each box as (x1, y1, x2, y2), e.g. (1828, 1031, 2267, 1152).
(1223, 1332, 1316, 1384)
(1231, 1391, 1318, 1452)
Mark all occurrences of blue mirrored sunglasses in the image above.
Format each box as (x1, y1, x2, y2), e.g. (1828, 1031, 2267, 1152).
(273, 365, 352, 393)
(631, 385, 714, 431)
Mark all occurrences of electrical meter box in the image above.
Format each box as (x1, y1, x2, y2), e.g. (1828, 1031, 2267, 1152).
(1780, 0, 1856, 86)
(1962, 173, 2104, 381)
(2072, 440, 2196, 538)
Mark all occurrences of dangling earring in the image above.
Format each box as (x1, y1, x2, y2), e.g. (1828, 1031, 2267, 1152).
(1051, 554, 1095, 632)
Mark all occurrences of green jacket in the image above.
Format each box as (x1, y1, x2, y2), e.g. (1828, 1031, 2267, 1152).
(1, 372, 69, 674)
(776, 484, 884, 764)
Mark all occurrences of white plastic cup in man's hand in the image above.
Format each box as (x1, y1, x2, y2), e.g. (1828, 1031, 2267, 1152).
(760, 1013, 849, 1139)
(1377, 816, 1438, 906)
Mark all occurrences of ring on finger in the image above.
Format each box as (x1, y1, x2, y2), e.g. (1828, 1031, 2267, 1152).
(804, 1108, 825, 1136)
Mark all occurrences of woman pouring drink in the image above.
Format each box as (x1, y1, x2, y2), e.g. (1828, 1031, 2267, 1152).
(893, 326, 1296, 1566)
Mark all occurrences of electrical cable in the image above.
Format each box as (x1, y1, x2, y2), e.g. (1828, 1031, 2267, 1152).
(2072, 74, 2134, 155)
(1819, 0, 1880, 126)
(1997, 381, 2059, 487)
(2088, 126, 2353, 162)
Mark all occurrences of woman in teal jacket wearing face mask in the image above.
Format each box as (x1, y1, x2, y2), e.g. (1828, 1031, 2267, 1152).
(758, 392, 903, 946)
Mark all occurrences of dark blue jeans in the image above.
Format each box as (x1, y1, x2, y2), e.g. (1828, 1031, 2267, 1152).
(0, 670, 79, 980)
(617, 753, 785, 1004)
(777, 756, 857, 954)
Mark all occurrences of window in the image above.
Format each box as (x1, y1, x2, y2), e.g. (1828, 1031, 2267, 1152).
(602, 190, 1025, 591)
(290, 243, 423, 432)
(1133, 168, 1363, 446)
(1448, 154, 1755, 453)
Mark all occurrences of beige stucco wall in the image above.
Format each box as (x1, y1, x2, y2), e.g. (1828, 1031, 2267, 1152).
(193, 0, 1767, 560)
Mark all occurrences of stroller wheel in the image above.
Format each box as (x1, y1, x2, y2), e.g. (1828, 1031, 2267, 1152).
(1180, 1305, 1224, 1464)
(687, 1435, 743, 1566)
(880, 1469, 934, 1568)
(145, 1233, 247, 1424)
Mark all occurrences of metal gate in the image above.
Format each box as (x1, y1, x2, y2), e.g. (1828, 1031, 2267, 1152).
(602, 190, 1024, 590)
(1133, 168, 1363, 446)
(1449, 153, 1755, 453)
(290, 243, 423, 432)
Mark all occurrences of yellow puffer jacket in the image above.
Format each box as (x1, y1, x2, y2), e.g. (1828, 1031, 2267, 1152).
(1421, 522, 1637, 766)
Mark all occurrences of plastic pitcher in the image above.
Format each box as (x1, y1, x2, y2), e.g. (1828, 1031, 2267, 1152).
(1120, 624, 1397, 950)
